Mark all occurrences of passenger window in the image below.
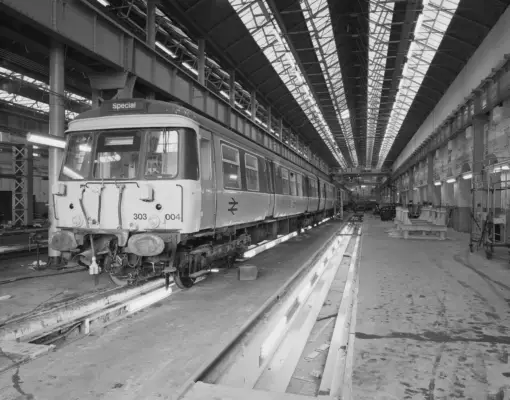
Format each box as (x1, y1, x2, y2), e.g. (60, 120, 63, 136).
(245, 153, 259, 191)
(200, 139, 212, 181)
(222, 144, 241, 189)
(296, 174, 303, 197)
(289, 172, 297, 196)
(281, 167, 290, 195)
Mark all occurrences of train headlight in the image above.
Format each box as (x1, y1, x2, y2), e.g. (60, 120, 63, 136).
(72, 215, 83, 227)
(148, 215, 160, 229)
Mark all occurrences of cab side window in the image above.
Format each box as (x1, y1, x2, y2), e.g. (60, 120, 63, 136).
(245, 153, 260, 191)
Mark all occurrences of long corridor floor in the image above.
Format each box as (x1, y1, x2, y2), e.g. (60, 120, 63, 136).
(353, 215, 510, 400)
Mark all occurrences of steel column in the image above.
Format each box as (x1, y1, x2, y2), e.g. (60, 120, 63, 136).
(146, 0, 157, 100)
(26, 144, 33, 225)
(12, 145, 27, 226)
(250, 90, 256, 122)
(146, 0, 157, 49)
(47, 40, 65, 266)
(229, 70, 235, 107)
(198, 38, 206, 86)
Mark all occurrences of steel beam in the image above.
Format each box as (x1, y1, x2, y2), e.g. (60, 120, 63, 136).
(146, 0, 157, 49)
(47, 40, 65, 266)
(0, 0, 328, 175)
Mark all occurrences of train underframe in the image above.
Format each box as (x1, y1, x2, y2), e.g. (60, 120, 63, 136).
(60, 209, 334, 289)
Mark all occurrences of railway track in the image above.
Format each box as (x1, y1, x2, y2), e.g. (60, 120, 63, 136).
(176, 215, 362, 400)
(0, 215, 346, 375)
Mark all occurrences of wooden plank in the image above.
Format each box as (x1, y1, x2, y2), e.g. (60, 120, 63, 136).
(182, 382, 314, 400)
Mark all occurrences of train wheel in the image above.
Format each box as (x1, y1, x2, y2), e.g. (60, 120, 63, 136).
(173, 272, 196, 289)
(103, 255, 130, 287)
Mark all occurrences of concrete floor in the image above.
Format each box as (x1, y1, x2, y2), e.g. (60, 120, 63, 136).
(0, 254, 116, 325)
(0, 220, 345, 400)
(353, 215, 510, 400)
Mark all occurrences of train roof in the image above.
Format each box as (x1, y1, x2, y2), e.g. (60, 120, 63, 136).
(74, 99, 199, 122)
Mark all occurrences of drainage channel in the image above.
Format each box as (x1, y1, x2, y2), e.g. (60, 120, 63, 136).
(176, 216, 363, 400)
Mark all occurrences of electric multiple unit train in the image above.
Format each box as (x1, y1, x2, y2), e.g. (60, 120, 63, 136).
(49, 99, 339, 288)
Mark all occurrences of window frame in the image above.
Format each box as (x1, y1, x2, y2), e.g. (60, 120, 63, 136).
(93, 129, 143, 181)
(296, 173, 303, 197)
(244, 153, 260, 192)
(144, 128, 180, 179)
(289, 170, 297, 196)
(200, 138, 212, 181)
(221, 143, 242, 190)
(281, 166, 290, 195)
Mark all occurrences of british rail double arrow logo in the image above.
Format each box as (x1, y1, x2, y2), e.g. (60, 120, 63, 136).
(228, 198, 238, 215)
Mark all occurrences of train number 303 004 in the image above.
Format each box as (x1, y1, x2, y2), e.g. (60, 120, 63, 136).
(132, 213, 181, 221)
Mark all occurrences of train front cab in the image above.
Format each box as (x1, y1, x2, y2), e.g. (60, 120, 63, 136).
(50, 110, 205, 257)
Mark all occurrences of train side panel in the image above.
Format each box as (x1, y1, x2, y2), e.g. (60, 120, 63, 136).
(306, 175, 319, 213)
(213, 135, 272, 228)
(318, 178, 326, 211)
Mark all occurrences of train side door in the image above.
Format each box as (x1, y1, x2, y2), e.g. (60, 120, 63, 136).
(266, 159, 275, 216)
(199, 129, 216, 230)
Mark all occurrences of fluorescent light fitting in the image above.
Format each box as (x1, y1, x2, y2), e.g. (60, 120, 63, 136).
(155, 42, 177, 58)
(96, 0, 110, 6)
(462, 172, 473, 180)
(182, 62, 198, 75)
(446, 178, 456, 184)
(27, 133, 66, 149)
(434, 181, 442, 186)
(502, 165, 510, 170)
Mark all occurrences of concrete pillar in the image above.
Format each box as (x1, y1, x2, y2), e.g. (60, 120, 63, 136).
(427, 152, 434, 204)
(267, 106, 272, 131)
(408, 169, 415, 202)
(146, 0, 157, 49)
(198, 38, 206, 86)
(47, 40, 66, 267)
(473, 115, 489, 211)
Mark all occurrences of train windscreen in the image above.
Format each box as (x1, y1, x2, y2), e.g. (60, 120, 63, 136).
(60, 133, 94, 180)
(93, 130, 142, 180)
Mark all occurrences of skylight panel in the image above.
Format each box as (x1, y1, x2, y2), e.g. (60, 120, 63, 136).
(0, 90, 77, 120)
(228, 0, 347, 168)
(377, 0, 460, 169)
(0, 67, 92, 107)
(300, 0, 357, 167)
(366, 0, 395, 168)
